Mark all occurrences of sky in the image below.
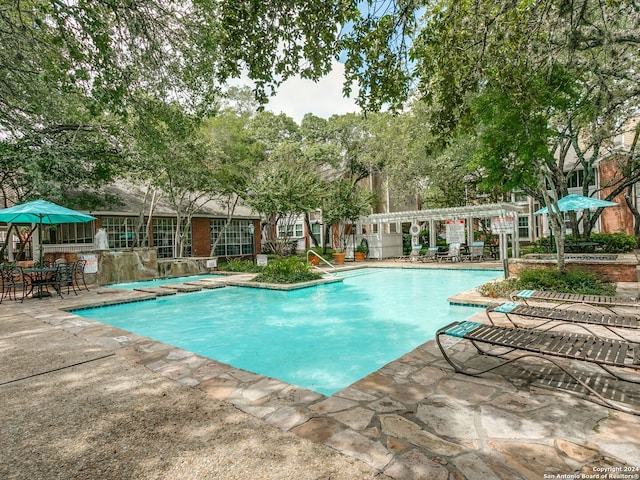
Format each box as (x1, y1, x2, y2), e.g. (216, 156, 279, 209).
(259, 60, 360, 123)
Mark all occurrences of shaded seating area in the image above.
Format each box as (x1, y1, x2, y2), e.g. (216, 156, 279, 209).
(437, 320, 640, 415)
(486, 302, 640, 343)
(0, 258, 89, 301)
(511, 289, 640, 310)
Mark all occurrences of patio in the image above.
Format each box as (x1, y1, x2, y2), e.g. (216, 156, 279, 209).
(1, 264, 638, 479)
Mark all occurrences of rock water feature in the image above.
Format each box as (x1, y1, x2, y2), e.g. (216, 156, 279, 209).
(92, 248, 218, 285)
(96, 248, 158, 285)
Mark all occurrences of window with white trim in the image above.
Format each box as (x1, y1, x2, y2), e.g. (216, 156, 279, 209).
(210, 219, 254, 256)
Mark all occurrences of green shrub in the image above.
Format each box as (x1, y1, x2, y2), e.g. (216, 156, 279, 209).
(218, 259, 261, 273)
(477, 278, 519, 298)
(253, 256, 322, 284)
(477, 268, 615, 298)
(589, 232, 637, 253)
(517, 268, 615, 295)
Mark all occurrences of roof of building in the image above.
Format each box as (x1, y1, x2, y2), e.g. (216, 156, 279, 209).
(93, 180, 258, 219)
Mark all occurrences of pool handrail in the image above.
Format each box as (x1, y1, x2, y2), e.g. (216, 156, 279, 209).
(307, 250, 337, 276)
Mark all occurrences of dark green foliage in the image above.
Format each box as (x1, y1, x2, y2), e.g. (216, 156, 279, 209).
(253, 257, 322, 284)
(478, 268, 615, 298)
(589, 233, 637, 253)
(218, 259, 261, 273)
(517, 268, 615, 295)
(527, 234, 637, 254)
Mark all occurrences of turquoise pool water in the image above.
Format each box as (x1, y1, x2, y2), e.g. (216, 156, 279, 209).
(75, 268, 500, 395)
(106, 274, 221, 290)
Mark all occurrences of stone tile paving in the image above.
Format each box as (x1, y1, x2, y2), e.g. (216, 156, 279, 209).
(2, 269, 640, 480)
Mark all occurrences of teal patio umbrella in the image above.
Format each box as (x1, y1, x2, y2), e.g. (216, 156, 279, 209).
(534, 194, 618, 251)
(0, 199, 96, 263)
(534, 194, 617, 214)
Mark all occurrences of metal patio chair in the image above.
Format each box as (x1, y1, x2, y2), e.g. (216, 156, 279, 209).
(0, 264, 28, 303)
(72, 259, 89, 292)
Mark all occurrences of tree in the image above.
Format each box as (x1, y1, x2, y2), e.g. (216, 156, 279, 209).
(0, 1, 357, 210)
(366, 0, 640, 272)
(129, 99, 221, 257)
(204, 107, 265, 255)
(245, 150, 325, 256)
(322, 179, 376, 251)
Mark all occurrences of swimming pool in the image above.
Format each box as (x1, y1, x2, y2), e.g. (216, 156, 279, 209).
(106, 274, 222, 290)
(75, 268, 500, 395)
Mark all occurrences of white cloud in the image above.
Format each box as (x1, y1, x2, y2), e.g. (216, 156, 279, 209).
(265, 60, 359, 123)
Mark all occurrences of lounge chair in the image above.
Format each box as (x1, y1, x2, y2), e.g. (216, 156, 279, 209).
(438, 243, 461, 262)
(511, 289, 640, 311)
(461, 241, 485, 262)
(436, 320, 640, 414)
(394, 245, 422, 262)
(418, 247, 439, 262)
(486, 302, 640, 343)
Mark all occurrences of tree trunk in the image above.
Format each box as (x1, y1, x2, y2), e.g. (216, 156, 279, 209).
(305, 213, 319, 248)
(624, 188, 640, 247)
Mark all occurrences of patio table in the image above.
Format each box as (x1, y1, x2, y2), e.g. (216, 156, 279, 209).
(23, 267, 63, 299)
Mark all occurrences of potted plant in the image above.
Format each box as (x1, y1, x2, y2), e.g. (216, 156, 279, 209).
(309, 255, 320, 266)
(332, 249, 346, 264)
(354, 243, 368, 261)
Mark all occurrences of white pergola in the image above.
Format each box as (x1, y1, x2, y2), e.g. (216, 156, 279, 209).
(354, 202, 526, 260)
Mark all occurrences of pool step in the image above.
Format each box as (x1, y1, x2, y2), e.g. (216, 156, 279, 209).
(160, 283, 203, 293)
(132, 287, 177, 296)
(184, 280, 226, 290)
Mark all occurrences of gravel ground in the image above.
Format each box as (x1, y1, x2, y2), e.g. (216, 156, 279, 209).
(0, 313, 388, 480)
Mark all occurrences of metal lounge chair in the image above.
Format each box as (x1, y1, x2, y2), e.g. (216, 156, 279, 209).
(486, 302, 640, 343)
(418, 247, 439, 262)
(461, 241, 485, 262)
(438, 243, 461, 262)
(511, 289, 640, 310)
(436, 320, 640, 414)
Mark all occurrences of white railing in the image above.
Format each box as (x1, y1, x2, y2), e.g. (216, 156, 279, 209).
(307, 250, 337, 276)
(43, 243, 95, 253)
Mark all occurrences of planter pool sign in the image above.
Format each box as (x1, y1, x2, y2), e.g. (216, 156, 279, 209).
(445, 219, 465, 244)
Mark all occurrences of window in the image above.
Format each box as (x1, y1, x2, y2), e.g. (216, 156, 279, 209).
(211, 220, 254, 257)
(310, 222, 321, 245)
(513, 192, 529, 203)
(277, 222, 303, 238)
(101, 217, 146, 249)
(51, 221, 95, 244)
(518, 216, 529, 239)
(152, 217, 175, 258)
(567, 169, 596, 189)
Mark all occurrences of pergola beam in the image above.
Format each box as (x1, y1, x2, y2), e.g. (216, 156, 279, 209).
(358, 202, 524, 224)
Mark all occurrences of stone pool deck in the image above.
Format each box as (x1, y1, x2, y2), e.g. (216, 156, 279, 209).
(1, 262, 639, 479)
